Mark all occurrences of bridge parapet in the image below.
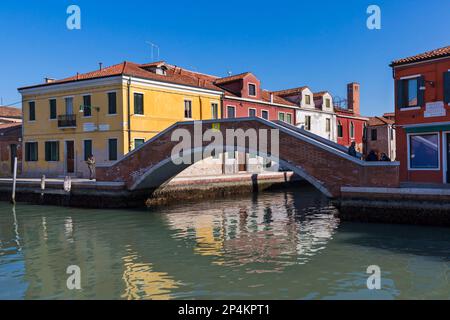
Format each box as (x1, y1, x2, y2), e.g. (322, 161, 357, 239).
(96, 117, 399, 198)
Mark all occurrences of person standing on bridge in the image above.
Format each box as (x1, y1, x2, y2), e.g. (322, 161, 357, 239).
(347, 141, 358, 158)
(86, 154, 96, 180)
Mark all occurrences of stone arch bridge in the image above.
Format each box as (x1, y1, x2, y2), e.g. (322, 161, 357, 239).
(96, 118, 399, 198)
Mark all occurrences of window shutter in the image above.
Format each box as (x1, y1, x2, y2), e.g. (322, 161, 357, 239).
(396, 80, 403, 108)
(417, 76, 425, 107)
(55, 142, 60, 161)
(444, 71, 450, 104)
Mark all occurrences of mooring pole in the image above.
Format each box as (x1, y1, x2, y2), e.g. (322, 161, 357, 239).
(11, 156, 17, 204)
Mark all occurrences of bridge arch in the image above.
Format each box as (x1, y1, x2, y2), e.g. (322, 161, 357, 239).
(96, 118, 400, 198)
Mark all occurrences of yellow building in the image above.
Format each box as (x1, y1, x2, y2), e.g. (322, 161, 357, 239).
(18, 61, 222, 178)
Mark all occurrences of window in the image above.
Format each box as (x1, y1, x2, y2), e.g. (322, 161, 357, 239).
(25, 142, 38, 161)
(84, 140, 92, 161)
(248, 83, 256, 96)
(286, 114, 292, 124)
(249, 109, 256, 117)
(227, 106, 235, 118)
(211, 103, 218, 119)
(108, 139, 118, 161)
(305, 116, 311, 130)
(409, 134, 439, 169)
(49, 99, 57, 119)
(390, 127, 394, 141)
(134, 93, 144, 115)
(325, 98, 331, 109)
(350, 122, 355, 138)
(65, 97, 74, 114)
(326, 118, 331, 132)
(134, 138, 145, 149)
(397, 77, 422, 108)
(305, 95, 311, 105)
(371, 129, 377, 141)
(337, 121, 343, 138)
(83, 95, 92, 117)
(184, 100, 192, 118)
(261, 110, 269, 120)
(278, 112, 285, 122)
(29, 101, 36, 121)
(108, 92, 117, 115)
(45, 141, 59, 161)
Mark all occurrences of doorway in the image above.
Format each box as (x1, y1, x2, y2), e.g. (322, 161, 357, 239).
(65, 141, 75, 174)
(10, 144, 17, 174)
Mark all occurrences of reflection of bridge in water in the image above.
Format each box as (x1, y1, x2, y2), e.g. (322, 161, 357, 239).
(97, 118, 400, 198)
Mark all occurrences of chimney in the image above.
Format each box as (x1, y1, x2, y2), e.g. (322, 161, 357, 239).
(347, 82, 360, 115)
(44, 77, 55, 84)
(270, 93, 274, 103)
(99, 62, 103, 70)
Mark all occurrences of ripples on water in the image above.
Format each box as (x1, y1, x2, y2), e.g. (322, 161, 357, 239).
(0, 186, 450, 300)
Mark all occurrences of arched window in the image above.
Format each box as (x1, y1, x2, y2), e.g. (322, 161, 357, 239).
(337, 121, 343, 138)
(350, 122, 355, 139)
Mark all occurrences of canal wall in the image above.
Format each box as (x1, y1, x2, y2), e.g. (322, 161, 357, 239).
(0, 172, 302, 208)
(336, 187, 450, 227)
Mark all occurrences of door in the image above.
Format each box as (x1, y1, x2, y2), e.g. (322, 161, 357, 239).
(66, 141, 75, 174)
(447, 133, 450, 183)
(238, 152, 247, 172)
(10, 144, 17, 174)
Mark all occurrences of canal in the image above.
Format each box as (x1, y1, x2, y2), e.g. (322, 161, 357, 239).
(1, 185, 449, 300)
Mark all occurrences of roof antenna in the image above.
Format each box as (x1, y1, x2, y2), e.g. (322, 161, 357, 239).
(99, 62, 103, 70)
(227, 70, 232, 76)
(146, 41, 160, 61)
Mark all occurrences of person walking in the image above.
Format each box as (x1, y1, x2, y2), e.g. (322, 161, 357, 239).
(86, 154, 96, 180)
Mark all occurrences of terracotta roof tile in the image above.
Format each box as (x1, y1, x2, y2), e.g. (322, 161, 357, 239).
(214, 72, 251, 85)
(260, 90, 296, 106)
(368, 116, 394, 126)
(0, 106, 22, 118)
(391, 45, 450, 66)
(272, 86, 309, 97)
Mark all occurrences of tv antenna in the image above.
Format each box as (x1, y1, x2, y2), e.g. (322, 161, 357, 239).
(146, 41, 160, 61)
(333, 96, 348, 109)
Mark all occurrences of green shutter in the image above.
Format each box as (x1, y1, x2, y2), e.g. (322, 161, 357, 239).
(55, 142, 59, 161)
(396, 80, 403, 108)
(444, 71, 450, 104)
(417, 76, 425, 107)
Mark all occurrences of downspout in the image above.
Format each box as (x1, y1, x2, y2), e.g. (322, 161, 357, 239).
(127, 77, 132, 153)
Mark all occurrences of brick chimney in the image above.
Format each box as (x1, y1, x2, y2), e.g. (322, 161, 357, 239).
(347, 82, 360, 115)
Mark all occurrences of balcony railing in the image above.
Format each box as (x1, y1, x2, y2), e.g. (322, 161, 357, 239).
(58, 114, 77, 128)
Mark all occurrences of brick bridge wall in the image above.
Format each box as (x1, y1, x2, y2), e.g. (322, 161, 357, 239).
(96, 118, 399, 198)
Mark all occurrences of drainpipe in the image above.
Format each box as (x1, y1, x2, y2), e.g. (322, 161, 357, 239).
(127, 77, 132, 153)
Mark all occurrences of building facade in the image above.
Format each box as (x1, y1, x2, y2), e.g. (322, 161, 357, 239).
(334, 83, 368, 153)
(0, 107, 22, 176)
(365, 116, 396, 160)
(18, 61, 222, 178)
(391, 45, 450, 184)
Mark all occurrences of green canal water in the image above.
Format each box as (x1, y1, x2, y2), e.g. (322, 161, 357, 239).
(1, 186, 449, 300)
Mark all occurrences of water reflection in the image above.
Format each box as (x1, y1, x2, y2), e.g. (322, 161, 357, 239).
(0, 186, 450, 299)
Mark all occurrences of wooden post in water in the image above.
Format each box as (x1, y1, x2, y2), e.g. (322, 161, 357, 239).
(11, 156, 17, 204)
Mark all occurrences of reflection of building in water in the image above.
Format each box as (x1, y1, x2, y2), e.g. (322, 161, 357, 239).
(165, 191, 338, 270)
(121, 249, 181, 300)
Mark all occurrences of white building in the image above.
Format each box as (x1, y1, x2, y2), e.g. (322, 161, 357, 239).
(271, 87, 337, 142)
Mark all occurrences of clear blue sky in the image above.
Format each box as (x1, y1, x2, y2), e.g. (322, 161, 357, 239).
(0, 0, 448, 116)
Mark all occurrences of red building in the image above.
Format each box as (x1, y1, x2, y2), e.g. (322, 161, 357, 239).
(391, 45, 450, 184)
(334, 83, 368, 153)
(213, 72, 298, 123)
